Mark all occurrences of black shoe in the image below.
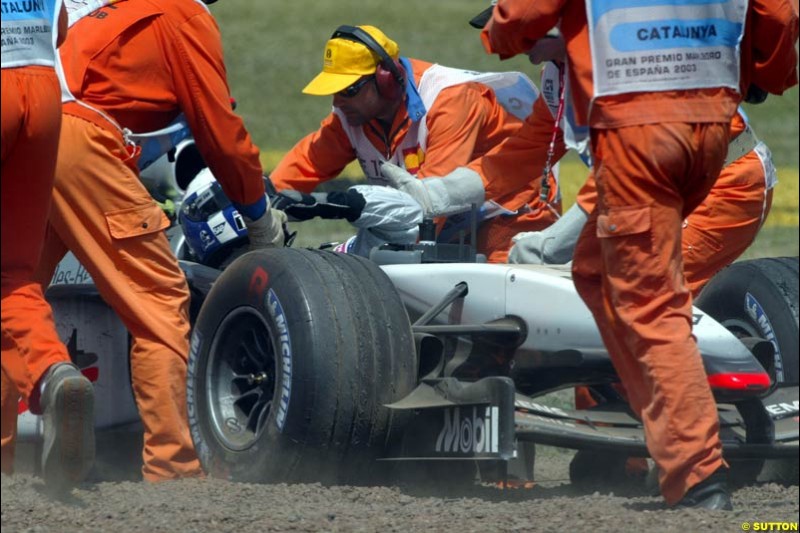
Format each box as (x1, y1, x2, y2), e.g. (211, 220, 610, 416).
(40, 363, 96, 494)
(676, 468, 733, 511)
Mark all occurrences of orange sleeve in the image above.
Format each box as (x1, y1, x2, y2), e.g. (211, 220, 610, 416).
(268, 113, 358, 193)
(576, 171, 598, 213)
(729, 110, 746, 138)
(163, 12, 264, 207)
(470, 97, 566, 203)
(480, 0, 566, 59)
(742, 0, 799, 96)
(416, 83, 496, 178)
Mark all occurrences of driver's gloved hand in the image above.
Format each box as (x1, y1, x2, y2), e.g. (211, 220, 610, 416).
(316, 190, 366, 221)
(271, 189, 366, 222)
(244, 208, 288, 250)
(270, 190, 317, 218)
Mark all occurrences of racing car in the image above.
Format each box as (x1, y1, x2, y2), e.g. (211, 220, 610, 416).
(182, 236, 799, 488)
(17, 133, 799, 490)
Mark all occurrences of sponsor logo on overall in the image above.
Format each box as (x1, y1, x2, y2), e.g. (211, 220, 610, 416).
(435, 406, 499, 454)
(745, 292, 783, 381)
(267, 289, 292, 431)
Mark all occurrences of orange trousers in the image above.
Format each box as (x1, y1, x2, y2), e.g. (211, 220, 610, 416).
(577, 149, 773, 295)
(572, 123, 730, 505)
(1, 67, 72, 474)
(681, 152, 773, 295)
(1, 112, 202, 481)
(574, 148, 773, 418)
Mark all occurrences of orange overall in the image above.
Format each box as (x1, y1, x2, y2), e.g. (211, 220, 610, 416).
(576, 112, 773, 296)
(491, 87, 774, 464)
(271, 58, 559, 263)
(3, 0, 266, 482)
(467, 96, 568, 261)
(573, 111, 773, 477)
(1, 66, 67, 474)
(483, 0, 798, 505)
(48, 0, 266, 481)
(34, 108, 203, 482)
(1, 0, 70, 474)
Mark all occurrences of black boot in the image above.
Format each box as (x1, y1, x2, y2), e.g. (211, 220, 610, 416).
(676, 467, 733, 511)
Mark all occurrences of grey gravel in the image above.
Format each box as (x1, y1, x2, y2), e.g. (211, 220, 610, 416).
(3, 451, 797, 532)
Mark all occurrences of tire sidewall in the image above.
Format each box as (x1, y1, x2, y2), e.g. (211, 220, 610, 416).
(696, 260, 799, 385)
(187, 251, 317, 481)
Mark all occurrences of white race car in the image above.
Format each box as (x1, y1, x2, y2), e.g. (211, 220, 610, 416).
(18, 135, 799, 489)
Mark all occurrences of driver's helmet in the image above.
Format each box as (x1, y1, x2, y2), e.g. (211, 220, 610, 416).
(178, 168, 247, 266)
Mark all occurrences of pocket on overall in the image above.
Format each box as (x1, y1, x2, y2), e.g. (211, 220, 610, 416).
(596, 205, 657, 295)
(106, 203, 169, 239)
(105, 203, 178, 293)
(597, 205, 651, 239)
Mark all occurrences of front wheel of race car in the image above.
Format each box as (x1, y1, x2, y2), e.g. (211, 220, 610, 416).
(186, 248, 417, 484)
(695, 256, 799, 486)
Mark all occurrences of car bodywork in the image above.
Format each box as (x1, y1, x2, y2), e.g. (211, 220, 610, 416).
(14, 133, 798, 482)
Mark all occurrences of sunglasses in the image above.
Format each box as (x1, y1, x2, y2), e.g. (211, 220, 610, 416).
(338, 76, 374, 98)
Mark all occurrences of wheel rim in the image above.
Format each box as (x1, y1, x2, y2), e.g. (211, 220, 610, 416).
(206, 307, 277, 451)
(719, 317, 760, 339)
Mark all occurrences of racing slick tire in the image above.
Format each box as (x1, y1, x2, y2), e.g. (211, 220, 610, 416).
(695, 256, 799, 486)
(186, 248, 417, 484)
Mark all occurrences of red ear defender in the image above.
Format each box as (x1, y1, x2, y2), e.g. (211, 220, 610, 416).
(375, 59, 405, 100)
(331, 25, 406, 100)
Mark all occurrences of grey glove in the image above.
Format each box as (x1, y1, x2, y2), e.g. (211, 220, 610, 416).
(380, 163, 485, 218)
(508, 202, 589, 264)
(244, 207, 288, 250)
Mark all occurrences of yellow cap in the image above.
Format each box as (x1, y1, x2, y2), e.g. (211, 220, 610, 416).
(302, 25, 400, 96)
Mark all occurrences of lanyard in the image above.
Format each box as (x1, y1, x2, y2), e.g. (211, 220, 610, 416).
(537, 64, 565, 220)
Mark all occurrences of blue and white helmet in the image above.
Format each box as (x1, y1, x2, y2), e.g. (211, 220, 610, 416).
(178, 168, 248, 265)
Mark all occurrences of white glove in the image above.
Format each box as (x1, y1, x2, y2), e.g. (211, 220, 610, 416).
(244, 208, 287, 250)
(380, 163, 485, 218)
(508, 202, 589, 264)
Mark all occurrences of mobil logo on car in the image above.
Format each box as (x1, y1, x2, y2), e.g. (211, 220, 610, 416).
(435, 405, 499, 455)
